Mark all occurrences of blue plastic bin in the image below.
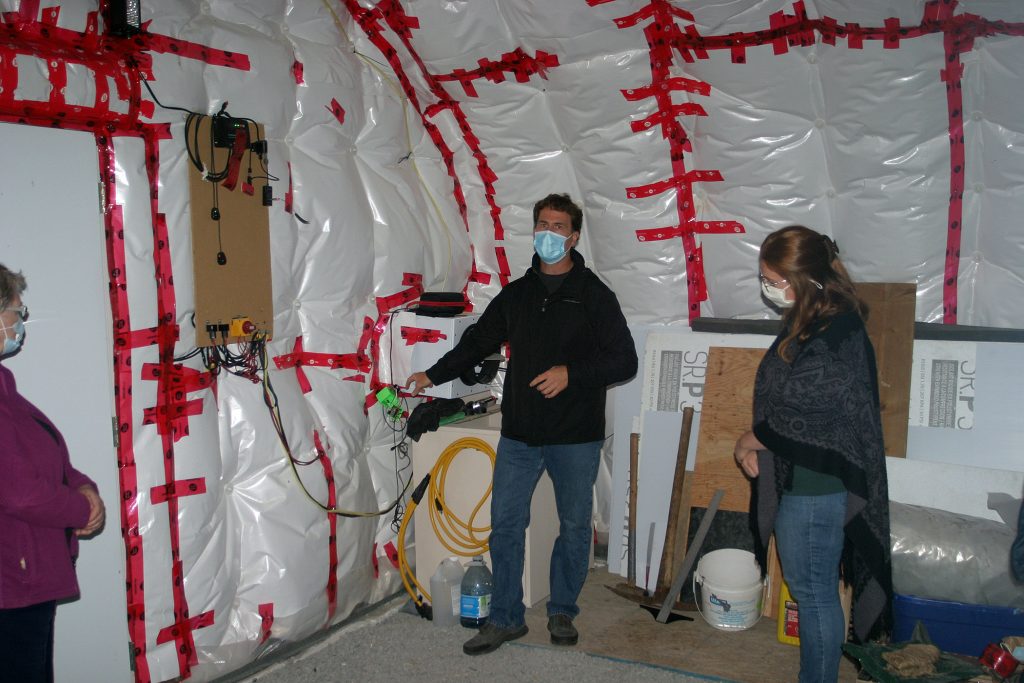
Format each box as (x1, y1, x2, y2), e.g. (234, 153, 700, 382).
(892, 594, 1024, 657)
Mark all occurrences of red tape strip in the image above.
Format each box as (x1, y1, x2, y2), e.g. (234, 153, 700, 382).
(636, 221, 745, 242)
(383, 541, 400, 569)
(400, 326, 447, 345)
(258, 603, 274, 644)
(327, 98, 345, 125)
(150, 478, 207, 505)
(313, 429, 339, 621)
(97, 132, 151, 682)
(220, 125, 249, 191)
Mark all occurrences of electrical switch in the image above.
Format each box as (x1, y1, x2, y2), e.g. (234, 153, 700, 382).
(228, 317, 256, 337)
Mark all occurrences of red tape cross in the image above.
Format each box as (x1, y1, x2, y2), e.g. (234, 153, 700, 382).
(627, 170, 723, 199)
(273, 336, 370, 394)
(141, 362, 215, 394)
(142, 397, 204, 440)
(155, 608, 215, 668)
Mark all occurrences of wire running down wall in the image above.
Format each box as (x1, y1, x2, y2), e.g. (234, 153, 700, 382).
(1, 1, 1023, 681)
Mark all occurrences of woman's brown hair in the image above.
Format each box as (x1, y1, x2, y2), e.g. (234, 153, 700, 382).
(759, 225, 867, 362)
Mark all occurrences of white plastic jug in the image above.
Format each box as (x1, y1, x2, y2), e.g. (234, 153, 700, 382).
(430, 557, 464, 627)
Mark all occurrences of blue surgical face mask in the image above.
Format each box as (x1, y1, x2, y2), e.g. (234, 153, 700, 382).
(1, 318, 24, 356)
(534, 230, 570, 265)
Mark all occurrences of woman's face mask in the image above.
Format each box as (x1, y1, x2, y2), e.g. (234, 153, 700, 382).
(759, 273, 793, 309)
(1, 305, 26, 357)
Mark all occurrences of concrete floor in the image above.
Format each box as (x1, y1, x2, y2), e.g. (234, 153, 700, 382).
(230, 566, 861, 683)
(535, 567, 860, 683)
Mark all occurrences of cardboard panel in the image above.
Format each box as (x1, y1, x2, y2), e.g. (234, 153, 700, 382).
(855, 282, 917, 458)
(188, 117, 273, 346)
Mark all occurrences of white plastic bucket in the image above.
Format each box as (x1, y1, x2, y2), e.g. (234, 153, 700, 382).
(693, 548, 766, 632)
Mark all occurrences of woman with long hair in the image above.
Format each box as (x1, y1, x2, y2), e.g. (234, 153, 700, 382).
(734, 226, 892, 683)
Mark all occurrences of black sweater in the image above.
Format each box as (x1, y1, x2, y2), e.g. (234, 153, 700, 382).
(426, 250, 637, 446)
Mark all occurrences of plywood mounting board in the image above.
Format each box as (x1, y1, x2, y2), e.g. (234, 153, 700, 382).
(188, 117, 273, 347)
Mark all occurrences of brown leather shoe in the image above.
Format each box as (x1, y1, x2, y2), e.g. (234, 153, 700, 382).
(462, 622, 529, 656)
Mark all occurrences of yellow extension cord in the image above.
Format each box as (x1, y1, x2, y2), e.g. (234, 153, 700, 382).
(396, 436, 496, 606)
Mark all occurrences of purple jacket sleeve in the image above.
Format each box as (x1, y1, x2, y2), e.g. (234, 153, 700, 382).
(64, 462, 97, 492)
(0, 456, 91, 530)
(0, 410, 92, 530)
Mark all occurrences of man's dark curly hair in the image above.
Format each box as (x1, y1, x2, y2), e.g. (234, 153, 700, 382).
(532, 193, 583, 233)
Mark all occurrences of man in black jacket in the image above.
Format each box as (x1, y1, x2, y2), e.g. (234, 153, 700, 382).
(407, 193, 637, 655)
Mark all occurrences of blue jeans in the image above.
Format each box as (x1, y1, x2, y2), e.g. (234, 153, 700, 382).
(775, 492, 847, 683)
(487, 437, 602, 628)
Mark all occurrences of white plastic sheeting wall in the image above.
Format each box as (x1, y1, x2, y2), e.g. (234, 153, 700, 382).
(1, 1, 1022, 681)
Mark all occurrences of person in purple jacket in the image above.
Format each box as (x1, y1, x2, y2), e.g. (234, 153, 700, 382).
(0, 264, 105, 683)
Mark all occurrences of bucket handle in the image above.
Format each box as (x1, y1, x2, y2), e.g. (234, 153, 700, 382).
(692, 570, 707, 623)
(691, 568, 771, 626)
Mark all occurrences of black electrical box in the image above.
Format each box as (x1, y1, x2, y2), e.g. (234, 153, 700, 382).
(213, 116, 248, 148)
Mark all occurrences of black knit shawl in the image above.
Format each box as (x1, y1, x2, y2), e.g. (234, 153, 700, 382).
(749, 310, 893, 643)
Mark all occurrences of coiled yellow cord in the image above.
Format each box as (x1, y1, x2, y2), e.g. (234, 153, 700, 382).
(397, 437, 496, 606)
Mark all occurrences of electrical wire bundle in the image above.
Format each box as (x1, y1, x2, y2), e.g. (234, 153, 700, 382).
(176, 329, 413, 518)
(259, 353, 412, 518)
(207, 333, 264, 382)
(380, 393, 413, 534)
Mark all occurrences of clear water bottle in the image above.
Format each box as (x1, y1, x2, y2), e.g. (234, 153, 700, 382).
(430, 557, 464, 628)
(460, 556, 493, 629)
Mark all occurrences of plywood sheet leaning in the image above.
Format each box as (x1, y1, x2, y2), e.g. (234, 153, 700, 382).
(681, 346, 784, 612)
(689, 346, 764, 514)
(855, 282, 917, 458)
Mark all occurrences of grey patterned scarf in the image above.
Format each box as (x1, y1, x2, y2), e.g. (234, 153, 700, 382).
(750, 310, 893, 643)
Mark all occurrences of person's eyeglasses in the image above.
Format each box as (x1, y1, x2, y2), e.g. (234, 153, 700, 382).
(758, 274, 788, 288)
(4, 305, 28, 320)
